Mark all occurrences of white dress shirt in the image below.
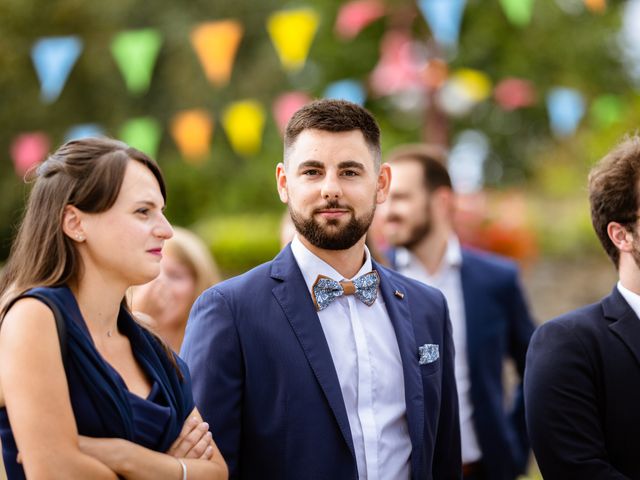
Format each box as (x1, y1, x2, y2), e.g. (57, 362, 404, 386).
(290, 235, 411, 480)
(617, 281, 640, 319)
(395, 236, 482, 464)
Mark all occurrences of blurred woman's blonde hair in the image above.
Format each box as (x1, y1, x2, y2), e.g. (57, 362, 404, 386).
(164, 226, 221, 296)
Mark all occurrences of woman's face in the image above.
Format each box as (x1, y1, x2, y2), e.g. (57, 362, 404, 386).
(159, 252, 197, 326)
(79, 160, 173, 287)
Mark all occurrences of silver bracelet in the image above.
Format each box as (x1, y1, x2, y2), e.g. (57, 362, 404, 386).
(177, 458, 187, 480)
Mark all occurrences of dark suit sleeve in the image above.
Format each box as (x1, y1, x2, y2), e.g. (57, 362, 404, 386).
(525, 320, 630, 480)
(181, 287, 244, 478)
(505, 270, 536, 472)
(432, 295, 463, 479)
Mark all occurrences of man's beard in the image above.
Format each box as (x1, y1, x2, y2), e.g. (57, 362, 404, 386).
(289, 199, 375, 250)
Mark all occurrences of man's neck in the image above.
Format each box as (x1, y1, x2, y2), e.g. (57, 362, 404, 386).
(298, 235, 367, 279)
(408, 227, 450, 276)
(618, 254, 640, 295)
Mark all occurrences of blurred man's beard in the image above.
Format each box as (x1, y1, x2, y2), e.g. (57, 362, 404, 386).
(289, 199, 376, 250)
(386, 213, 432, 250)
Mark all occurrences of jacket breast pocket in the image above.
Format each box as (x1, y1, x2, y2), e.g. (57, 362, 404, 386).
(419, 358, 441, 376)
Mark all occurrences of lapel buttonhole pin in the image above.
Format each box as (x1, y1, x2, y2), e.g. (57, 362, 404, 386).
(394, 290, 404, 299)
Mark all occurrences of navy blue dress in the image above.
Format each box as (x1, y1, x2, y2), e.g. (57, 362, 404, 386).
(0, 286, 195, 479)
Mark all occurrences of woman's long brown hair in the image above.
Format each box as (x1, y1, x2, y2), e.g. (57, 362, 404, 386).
(0, 137, 182, 376)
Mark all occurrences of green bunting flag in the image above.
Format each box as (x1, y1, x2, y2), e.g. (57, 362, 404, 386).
(111, 29, 163, 94)
(499, 0, 534, 27)
(119, 117, 162, 157)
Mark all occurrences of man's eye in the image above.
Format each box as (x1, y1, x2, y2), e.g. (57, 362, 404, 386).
(342, 170, 358, 176)
(303, 169, 320, 176)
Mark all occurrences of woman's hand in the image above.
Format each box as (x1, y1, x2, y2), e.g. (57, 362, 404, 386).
(167, 416, 214, 460)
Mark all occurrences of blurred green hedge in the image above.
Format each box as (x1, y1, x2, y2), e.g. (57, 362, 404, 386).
(194, 213, 282, 278)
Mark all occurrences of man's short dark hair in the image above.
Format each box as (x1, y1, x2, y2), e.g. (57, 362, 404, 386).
(385, 143, 452, 192)
(284, 99, 381, 168)
(589, 135, 640, 266)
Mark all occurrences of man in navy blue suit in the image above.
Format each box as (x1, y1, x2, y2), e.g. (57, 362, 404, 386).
(525, 136, 640, 479)
(181, 100, 461, 479)
(381, 144, 534, 480)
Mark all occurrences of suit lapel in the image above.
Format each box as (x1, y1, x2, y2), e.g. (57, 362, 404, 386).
(375, 263, 425, 457)
(605, 287, 640, 369)
(270, 246, 356, 458)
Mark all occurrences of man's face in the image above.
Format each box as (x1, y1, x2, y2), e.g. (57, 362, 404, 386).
(276, 128, 389, 250)
(383, 160, 433, 249)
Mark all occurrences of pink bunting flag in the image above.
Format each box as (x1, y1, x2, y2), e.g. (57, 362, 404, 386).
(494, 78, 536, 111)
(272, 92, 312, 134)
(370, 30, 424, 97)
(335, 0, 386, 40)
(10, 132, 50, 176)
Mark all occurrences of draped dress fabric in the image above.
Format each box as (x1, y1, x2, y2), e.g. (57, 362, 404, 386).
(0, 286, 195, 480)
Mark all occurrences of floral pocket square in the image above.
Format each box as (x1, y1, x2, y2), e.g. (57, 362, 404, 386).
(418, 343, 439, 365)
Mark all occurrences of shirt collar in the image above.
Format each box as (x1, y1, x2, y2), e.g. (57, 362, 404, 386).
(617, 281, 640, 320)
(290, 234, 373, 295)
(396, 235, 462, 271)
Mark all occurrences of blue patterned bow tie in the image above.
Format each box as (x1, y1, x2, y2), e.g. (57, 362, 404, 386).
(312, 271, 380, 311)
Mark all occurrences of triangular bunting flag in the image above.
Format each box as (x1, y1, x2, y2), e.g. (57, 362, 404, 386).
(118, 117, 162, 157)
(222, 100, 265, 156)
(324, 80, 366, 105)
(267, 8, 319, 72)
(417, 0, 467, 47)
(335, 0, 385, 40)
(584, 0, 606, 13)
(31, 36, 83, 103)
(499, 0, 534, 27)
(64, 123, 105, 142)
(273, 92, 312, 134)
(111, 29, 163, 94)
(10, 132, 50, 176)
(546, 87, 585, 138)
(170, 109, 214, 163)
(191, 20, 243, 87)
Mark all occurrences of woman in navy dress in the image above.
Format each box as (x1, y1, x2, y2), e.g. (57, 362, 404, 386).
(0, 138, 228, 479)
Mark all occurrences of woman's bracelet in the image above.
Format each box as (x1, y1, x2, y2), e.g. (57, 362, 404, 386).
(177, 458, 187, 480)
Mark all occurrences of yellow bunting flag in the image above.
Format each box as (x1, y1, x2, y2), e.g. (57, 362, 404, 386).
(191, 20, 243, 87)
(454, 69, 492, 102)
(222, 100, 265, 156)
(267, 8, 319, 72)
(584, 0, 606, 13)
(170, 109, 214, 163)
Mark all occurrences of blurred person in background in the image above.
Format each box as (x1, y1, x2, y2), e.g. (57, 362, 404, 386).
(132, 226, 221, 353)
(525, 135, 640, 479)
(0, 138, 227, 479)
(182, 99, 461, 479)
(381, 144, 535, 480)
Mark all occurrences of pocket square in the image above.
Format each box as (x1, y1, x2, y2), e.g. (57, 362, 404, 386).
(418, 344, 439, 365)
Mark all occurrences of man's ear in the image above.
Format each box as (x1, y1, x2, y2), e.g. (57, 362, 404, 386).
(608, 221, 634, 253)
(376, 163, 392, 204)
(62, 205, 86, 242)
(276, 163, 289, 204)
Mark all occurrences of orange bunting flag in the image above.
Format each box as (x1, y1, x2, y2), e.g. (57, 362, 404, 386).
(222, 100, 266, 156)
(191, 20, 243, 87)
(170, 109, 214, 163)
(584, 0, 606, 13)
(267, 8, 319, 72)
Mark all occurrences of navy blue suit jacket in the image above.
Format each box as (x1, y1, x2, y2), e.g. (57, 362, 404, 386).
(181, 245, 461, 479)
(389, 247, 534, 480)
(525, 287, 640, 479)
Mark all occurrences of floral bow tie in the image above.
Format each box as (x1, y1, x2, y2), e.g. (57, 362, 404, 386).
(312, 271, 380, 311)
